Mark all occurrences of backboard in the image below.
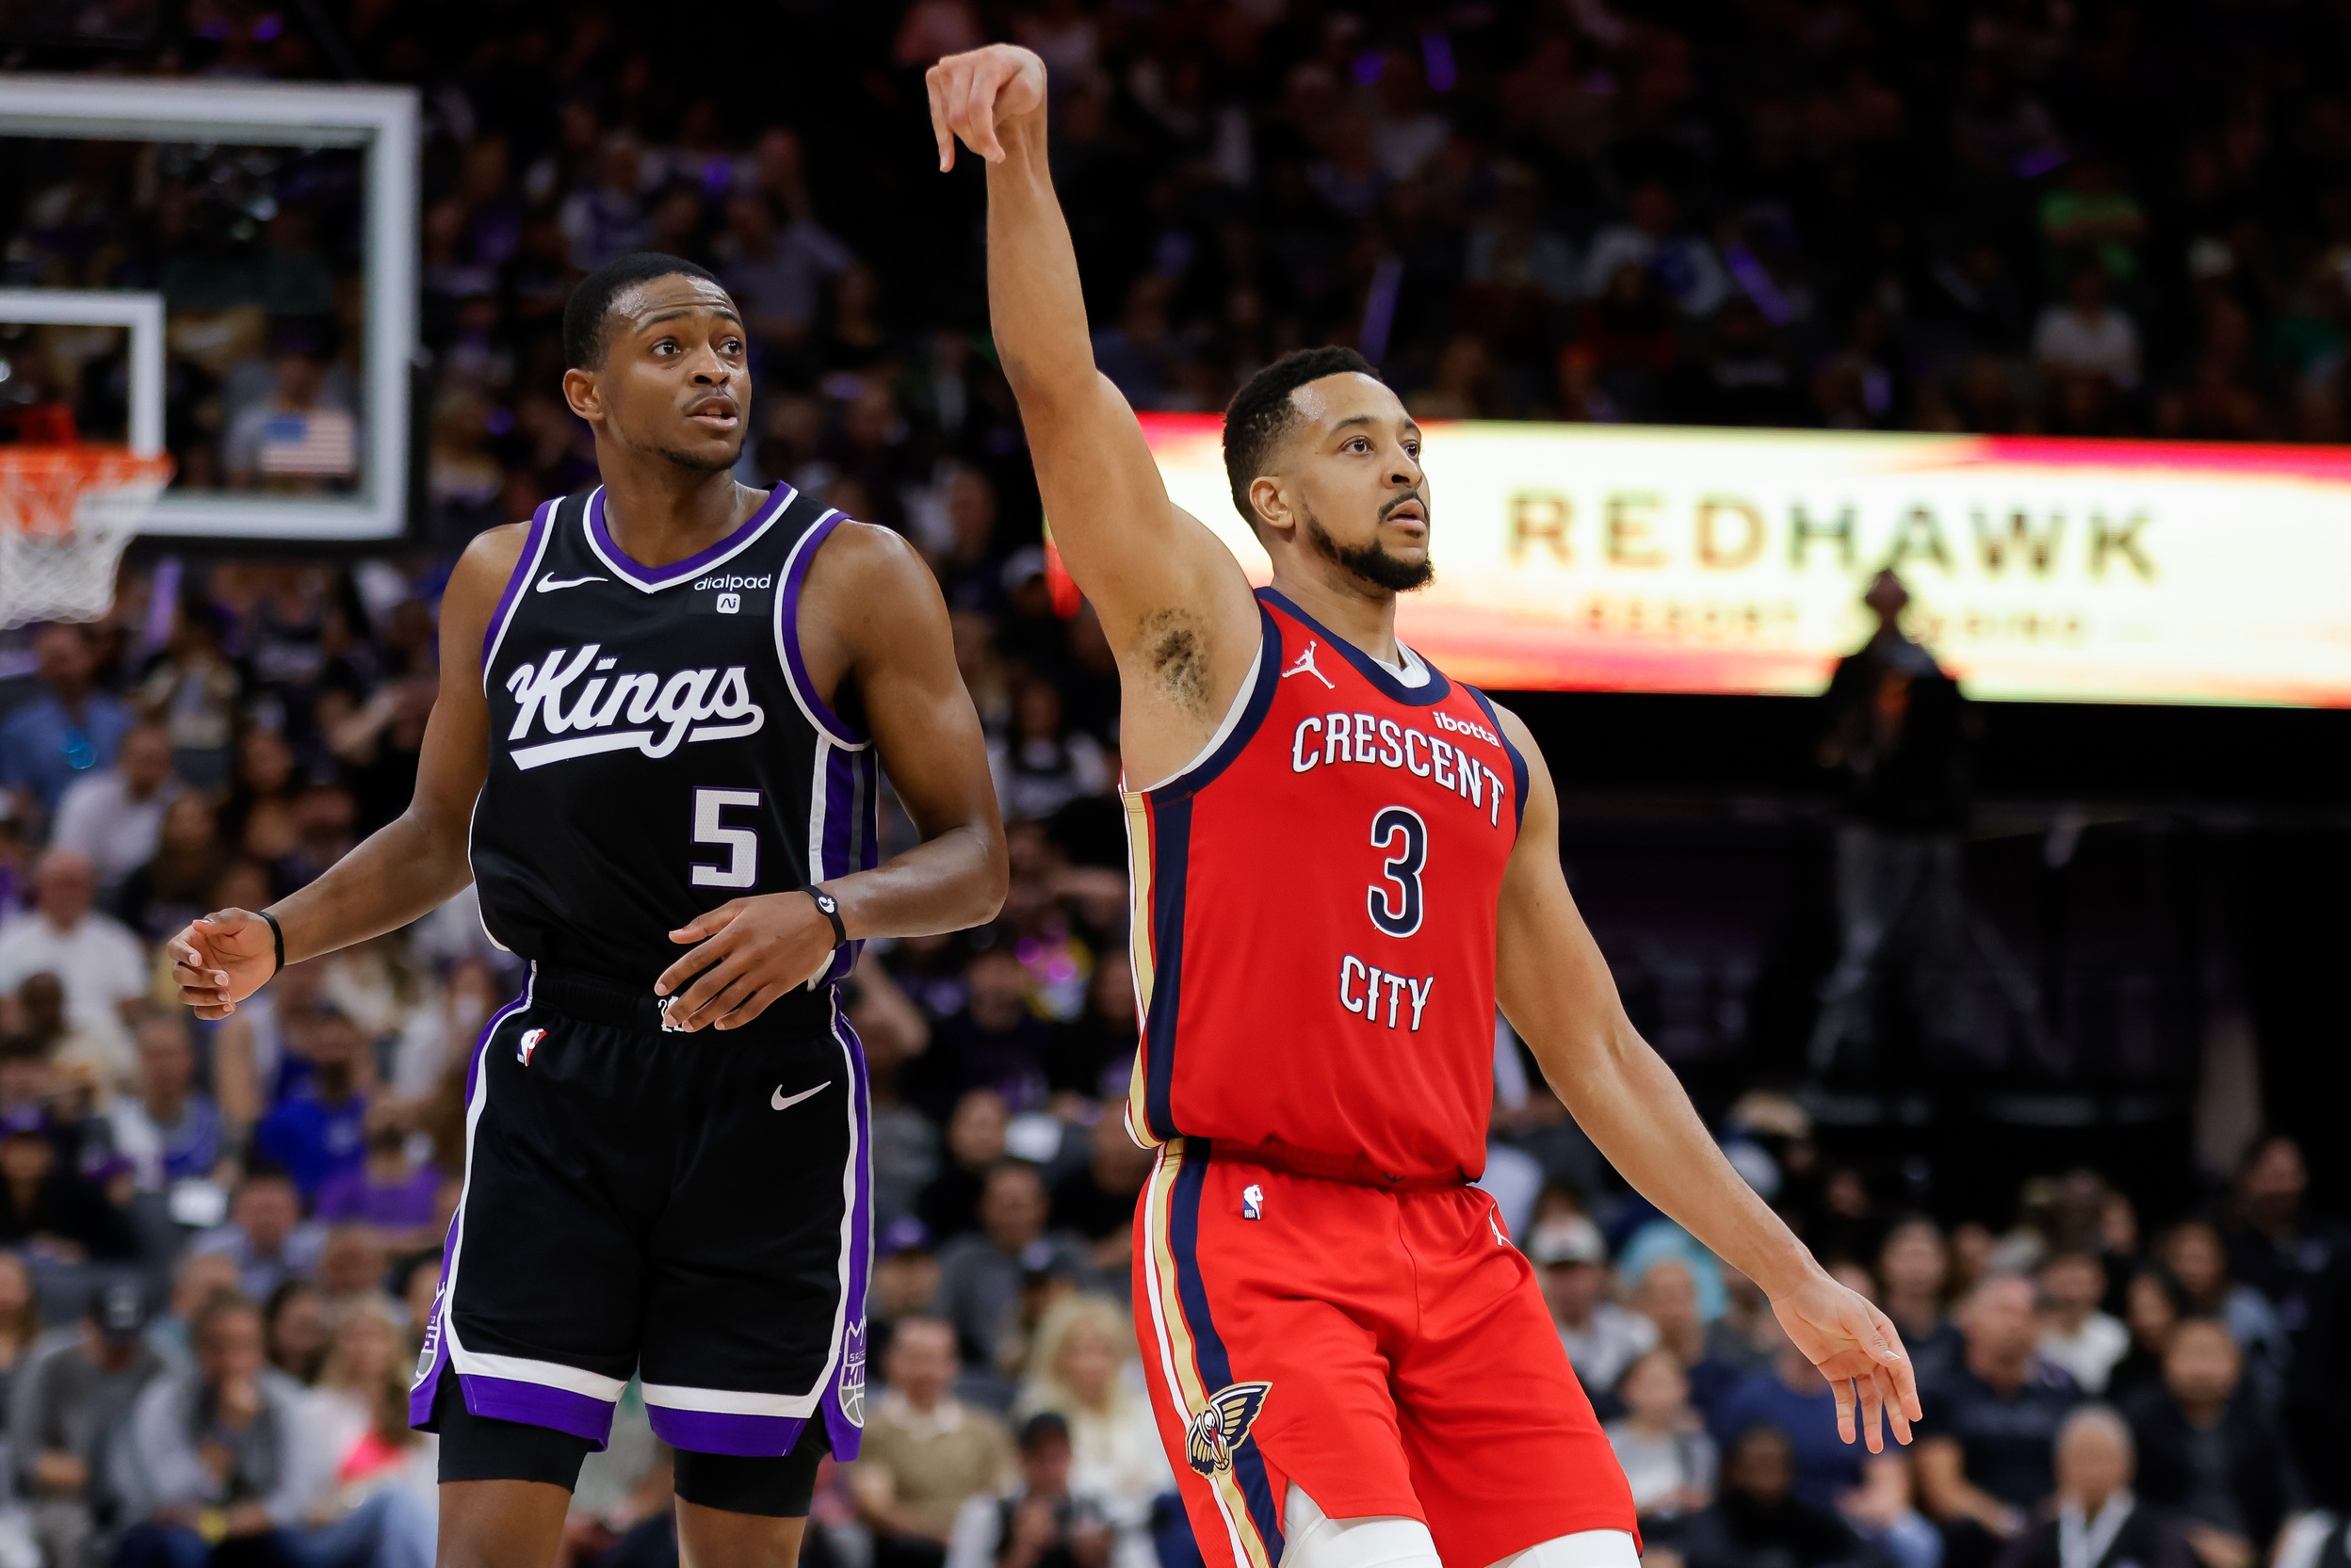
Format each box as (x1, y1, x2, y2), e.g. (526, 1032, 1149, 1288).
(0, 73, 416, 540)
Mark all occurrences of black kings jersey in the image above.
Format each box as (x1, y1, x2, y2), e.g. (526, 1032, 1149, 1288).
(471, 483, 877, 989)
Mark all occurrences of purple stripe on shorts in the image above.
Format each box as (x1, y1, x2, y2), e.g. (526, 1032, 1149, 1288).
(646, 1405, 810, 1457)
(822, 1004, 874, 1462)
(461, 1374, 619, 1448)
(777, 508, 863, 744)
(479, 499, 555, 671)
(819, 746, 866, 986)
(591, 483, 792, 590)
(409, 983, 532, 1431)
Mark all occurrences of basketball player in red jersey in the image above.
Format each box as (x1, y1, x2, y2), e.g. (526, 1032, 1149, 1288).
(928, 43, 1921, 1568)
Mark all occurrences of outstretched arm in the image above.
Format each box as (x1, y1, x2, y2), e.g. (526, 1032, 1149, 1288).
(652, 525, 1009, 1030)
(928, 44, 1259, 780)
(169, 526, 524, 1019)
(1490, 704, 1921, 1451)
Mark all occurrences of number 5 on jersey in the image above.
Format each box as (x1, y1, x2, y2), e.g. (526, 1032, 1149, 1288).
(691, 787, 762, 888)
(1368, 806, 1426, 937)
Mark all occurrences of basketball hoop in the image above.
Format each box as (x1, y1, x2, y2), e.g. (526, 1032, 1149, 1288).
(0, 445, 172, 628)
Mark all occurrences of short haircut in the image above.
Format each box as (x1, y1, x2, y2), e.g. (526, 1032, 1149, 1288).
(2057, 1403, 2134, 1460)
(1221, 346, 1382, 530)
(561, 251, 725, 369)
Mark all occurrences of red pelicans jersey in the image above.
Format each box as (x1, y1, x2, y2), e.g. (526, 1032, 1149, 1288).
(1122, 588, 1531, 1184)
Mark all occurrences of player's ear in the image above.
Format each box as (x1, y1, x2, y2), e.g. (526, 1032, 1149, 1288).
(561, 365, 603, 425)
(1248, 475, 1294, 542)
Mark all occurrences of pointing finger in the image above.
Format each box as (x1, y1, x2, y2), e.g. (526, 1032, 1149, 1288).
(926, 65, 954, 172)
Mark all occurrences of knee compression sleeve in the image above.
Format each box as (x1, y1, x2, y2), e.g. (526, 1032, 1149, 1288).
(671, 1423, 828, 1519)
(1484, 1530, 1643, 1568)
(430, 1374, 595, 1492)
(1282, 1485, 1443, 1568)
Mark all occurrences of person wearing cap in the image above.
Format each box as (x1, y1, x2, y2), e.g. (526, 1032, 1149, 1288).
(9, 1277, 165, 1568)
(946, 1410, 1115, 1568)
(0, 1105, 136, 1262)
(1532, 1215, 1659, 1416)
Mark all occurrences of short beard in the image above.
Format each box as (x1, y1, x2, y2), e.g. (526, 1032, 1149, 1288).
(651, 439, 744, 475)
(1303, 504, 1434, 593)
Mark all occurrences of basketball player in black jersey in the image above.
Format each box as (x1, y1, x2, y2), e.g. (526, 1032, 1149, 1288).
(168, 252, 1008, 1567)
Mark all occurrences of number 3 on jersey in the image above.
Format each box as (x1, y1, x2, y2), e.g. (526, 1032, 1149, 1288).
(1368, 805, 1427, 937)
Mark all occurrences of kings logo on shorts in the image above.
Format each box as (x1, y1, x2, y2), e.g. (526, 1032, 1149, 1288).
(1184, 1381, 1272, 1477)
(838, 1321, 867, 1429)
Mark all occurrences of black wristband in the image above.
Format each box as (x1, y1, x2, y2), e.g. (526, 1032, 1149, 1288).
(806, 888, 847, 947)
(256, 909, 286, 978)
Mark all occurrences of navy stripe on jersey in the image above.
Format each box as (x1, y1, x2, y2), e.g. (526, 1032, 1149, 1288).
(1467, 687, 1530, 831)
(1143, 796, 1192, 1141)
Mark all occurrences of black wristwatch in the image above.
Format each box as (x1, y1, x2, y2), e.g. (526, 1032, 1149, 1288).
(808, 888, 848, 947)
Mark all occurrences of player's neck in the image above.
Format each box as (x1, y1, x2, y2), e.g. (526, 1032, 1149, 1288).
(1270, 563, 1402, 666)
(596, 459, 764, 569)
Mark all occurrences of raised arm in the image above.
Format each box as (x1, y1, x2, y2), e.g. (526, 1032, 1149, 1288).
(170, 525, 524, 1019)
(1489, 703, 1922, 1451)
(927, 45, 1260, 779)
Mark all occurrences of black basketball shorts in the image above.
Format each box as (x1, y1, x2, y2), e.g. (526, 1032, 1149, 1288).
(409, 962, 871, 1461)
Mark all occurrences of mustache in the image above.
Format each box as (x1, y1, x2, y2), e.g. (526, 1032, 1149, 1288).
(1379, 493, 1429, 523)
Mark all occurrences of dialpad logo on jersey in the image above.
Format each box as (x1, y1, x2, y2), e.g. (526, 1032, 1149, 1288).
(516, 1027, 545, 1065)
(1184, 1381, 1272, 1478)
(838, 1322, 867, 1428)
(503, 642, 766, 770)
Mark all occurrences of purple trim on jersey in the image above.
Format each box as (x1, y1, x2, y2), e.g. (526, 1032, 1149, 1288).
(588, 482, 795, 590)
(461, 1374, 618, 1448)
(821, 1005, 874, 1461)
(816, 747, 875, 986)
(479, 499, 555, 672)
(777, 508, 865, 744)
(646, 1406, 809, 1457)
(409, 982, 532, 1431)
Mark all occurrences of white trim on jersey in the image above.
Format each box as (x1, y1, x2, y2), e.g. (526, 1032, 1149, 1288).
(580, 483, 798, 593)
(770, 508, 871, 751)
(480, 508, 558, 697)
(458, 1350, 630, 1403)
(1128, 636, 1266, 794)
(640, 1382, 824, 1419)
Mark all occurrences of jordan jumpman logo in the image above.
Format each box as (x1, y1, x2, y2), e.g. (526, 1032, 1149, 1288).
(1283, 640, 1336, 688)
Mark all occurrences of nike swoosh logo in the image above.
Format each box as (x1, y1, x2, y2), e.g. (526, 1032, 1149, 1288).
(771, 1081, 830, 1111)
(536, 574, 608, 592)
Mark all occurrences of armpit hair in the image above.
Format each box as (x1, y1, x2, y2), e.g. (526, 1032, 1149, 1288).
(1136, 608, 1213, 715)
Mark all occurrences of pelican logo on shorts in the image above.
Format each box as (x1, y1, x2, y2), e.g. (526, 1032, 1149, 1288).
(1184, 1381, 1272, 1478)
(838, 1322, 867, 1428)
(1241, 1184, 1264, 1220)
(516, 1027, 545, 1065)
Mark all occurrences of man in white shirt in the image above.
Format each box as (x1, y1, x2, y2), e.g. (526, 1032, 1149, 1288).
(1532, 1214, 1659, 1406)
(51, 724, 179, 899)
(0, 849, 150, 1041)
(2033, 266, 2141, 390)
(2037, 1252, 2131, 1396)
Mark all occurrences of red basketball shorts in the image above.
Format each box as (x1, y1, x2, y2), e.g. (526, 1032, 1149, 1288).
(1131, 1139, 1637, 1568)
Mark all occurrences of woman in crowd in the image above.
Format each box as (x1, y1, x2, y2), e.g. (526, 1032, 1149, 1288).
(263, 1277, 329, 1384)
(1606, 1347, 1717, 1543)
(114, 794, 231, 943)
(2158, 1220, 2289, 1405)
(1013, 1292, 1172, 1568)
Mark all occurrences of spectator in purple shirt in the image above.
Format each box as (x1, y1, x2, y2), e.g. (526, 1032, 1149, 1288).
(313, 1121, 440, 1251)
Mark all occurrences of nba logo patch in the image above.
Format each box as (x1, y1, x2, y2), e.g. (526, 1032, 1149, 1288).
(517, 1027, 545, 1065)
(1185, 1382, 1272, 1477)
(1241, 1184, 1264, 1220)
(716, 592, 741, 614)
(838, 1322, 867, 1428)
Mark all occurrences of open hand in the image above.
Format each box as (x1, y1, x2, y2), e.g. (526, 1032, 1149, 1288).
(654, 892, 837, 1032)
(1771, 1269, 1921, 1452)
(167, 909, 279, 1021)
(925, 43, 1046, 170)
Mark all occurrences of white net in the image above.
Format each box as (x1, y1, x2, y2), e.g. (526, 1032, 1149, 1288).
(0, 448, 171, 628)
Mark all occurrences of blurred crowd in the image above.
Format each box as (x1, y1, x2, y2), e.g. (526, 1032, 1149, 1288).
(0, 0, 2345, 1564)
